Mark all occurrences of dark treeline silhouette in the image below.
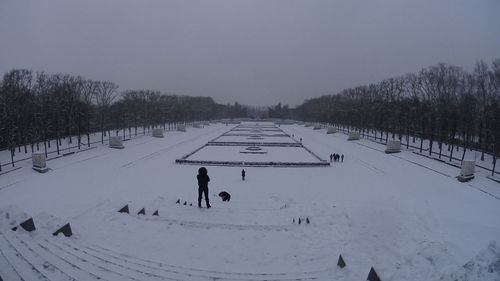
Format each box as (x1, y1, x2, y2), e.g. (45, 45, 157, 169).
(293, 60, 500, 174)
(0, 69, 248, 154)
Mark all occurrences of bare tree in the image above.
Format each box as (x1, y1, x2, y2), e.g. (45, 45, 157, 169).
(95, 81, 118, 143)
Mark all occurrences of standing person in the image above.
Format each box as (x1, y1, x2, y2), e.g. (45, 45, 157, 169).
(341, 154, 344, 162)
(241, 169, 246, 181)
(197, 167, 211, 208)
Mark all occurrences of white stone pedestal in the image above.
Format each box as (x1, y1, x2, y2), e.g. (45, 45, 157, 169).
(152, 128, 164, 138)
(327, 127, 337, 134)
(458, 160, 475, 182)
(385, 140, 401, 153)
(32, 153, 49, 173)
(109, 136, 124, 149)
(347, 131, 360, 141)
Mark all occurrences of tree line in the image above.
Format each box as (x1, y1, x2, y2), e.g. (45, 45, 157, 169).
(0, 69, 248, 156)
(293, 59, 500, 173)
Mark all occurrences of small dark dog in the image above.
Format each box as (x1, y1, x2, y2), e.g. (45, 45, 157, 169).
(218, 191, 231, 202)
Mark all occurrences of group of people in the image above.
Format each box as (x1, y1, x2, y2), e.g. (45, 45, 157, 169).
(330, 153, 344, 162)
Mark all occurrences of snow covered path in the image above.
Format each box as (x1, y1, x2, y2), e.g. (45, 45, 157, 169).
(1, 122, 500, 280)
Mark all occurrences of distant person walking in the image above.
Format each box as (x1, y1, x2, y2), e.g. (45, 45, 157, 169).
(241, 169, 246, 181)
(197, 167, 211, 208)
(341, 154, 344, 162)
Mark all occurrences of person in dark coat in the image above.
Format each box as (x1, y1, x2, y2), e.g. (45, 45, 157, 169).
(341, 154, 344, 162)
(241, 169, 246, 181)
(197, 167, 211, 208)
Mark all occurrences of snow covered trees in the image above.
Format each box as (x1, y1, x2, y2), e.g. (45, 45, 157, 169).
(0, 69, 232, 164)
(294, 59, 500, 175)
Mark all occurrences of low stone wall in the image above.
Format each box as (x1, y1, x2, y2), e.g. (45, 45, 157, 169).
(207, 142, 302, 147)
(175, 159, 330, 167)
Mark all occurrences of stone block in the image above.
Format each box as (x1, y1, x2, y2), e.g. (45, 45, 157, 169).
(458, 160, 475, 182)
(109, 136, 124, 149)
(460, 160, 475, 177)
(347, 131, 360, 141)
(367, 267, 381, 281)
(337, 255, 346, 268)
(118, 205, 129, 214)
(20, 218, 36, 232)
(152, 128, 164, 138)
(385, 140, 401, 153)
(12, 218, 36, 232)
(32, 153, 49, 173)
(53, 223, 72, 237)
(327, 127, 337, 134)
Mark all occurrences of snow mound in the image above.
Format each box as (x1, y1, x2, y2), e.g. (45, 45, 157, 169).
(444, 242, 500, 281)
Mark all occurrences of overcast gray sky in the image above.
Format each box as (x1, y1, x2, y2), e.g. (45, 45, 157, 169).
(0, 0, 499, 106)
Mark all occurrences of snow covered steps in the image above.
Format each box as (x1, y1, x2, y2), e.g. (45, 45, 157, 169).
(0, 231, 324, 281)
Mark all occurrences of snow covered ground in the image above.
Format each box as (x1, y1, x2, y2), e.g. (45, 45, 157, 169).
(0, 122, 499, 280)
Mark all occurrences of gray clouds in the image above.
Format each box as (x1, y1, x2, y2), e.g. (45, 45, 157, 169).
(1, 0, 499, 106)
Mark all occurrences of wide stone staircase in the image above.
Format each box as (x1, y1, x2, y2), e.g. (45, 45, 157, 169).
(0, 230, 323, 281)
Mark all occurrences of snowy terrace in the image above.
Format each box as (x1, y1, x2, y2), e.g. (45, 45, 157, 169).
(0, 121, 499, 280)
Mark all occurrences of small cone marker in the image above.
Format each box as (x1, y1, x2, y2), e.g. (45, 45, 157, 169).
(337, 255, 346, 268)
(367, 267, 381, 281)
(20, 218, 36, 232)
(118, 205, 129, 214)
(53, 223, 73, 237)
